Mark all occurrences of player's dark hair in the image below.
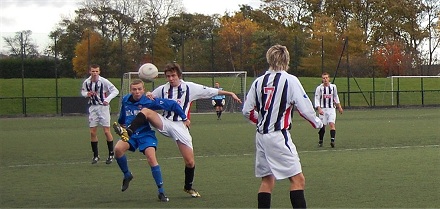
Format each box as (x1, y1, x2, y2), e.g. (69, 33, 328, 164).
(164, 62, 182, 78)
(90, 64, 100, 69)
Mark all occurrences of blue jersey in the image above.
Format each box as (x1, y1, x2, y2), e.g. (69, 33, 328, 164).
(117, 94, 188, 140)
(212, 87, 225, 100)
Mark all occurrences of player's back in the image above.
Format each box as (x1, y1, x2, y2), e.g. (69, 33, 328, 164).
(250, 70, 301, 134)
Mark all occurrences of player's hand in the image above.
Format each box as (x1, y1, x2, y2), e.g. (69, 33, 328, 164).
(87, 91, 95, 97)
(146, 91, 155, 100)
(183, 119, 191, 129)
(338, 107, 343, 114)
(231, 93, 242, 103)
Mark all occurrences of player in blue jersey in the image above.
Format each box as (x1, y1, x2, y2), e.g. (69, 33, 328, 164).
(211, 82, 226, 120)
(113, 79, 189, 202)
(242, 45, 323, 209)
(81, 64, 119, 164)
(314, 72, 343, 148)
(115, 62, 242, 198)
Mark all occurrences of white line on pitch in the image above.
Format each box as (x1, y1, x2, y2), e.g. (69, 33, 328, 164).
(5, 144, 438, 168)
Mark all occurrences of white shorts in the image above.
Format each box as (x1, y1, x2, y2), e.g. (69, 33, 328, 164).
(255, 130, 302, 180)
(88, 105, 111, 127)
(157, 114, 193, 149)
(319, 108, 336, 125)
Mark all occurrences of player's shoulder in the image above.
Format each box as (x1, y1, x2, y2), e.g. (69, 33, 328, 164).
(138, 95, 153, 103)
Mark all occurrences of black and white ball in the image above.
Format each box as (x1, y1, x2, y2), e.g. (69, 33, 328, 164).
(138, 63, 158, 82)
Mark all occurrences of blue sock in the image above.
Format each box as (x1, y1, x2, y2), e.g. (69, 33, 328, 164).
(151, 165, 164, 193)
(116, 155, 131, 178)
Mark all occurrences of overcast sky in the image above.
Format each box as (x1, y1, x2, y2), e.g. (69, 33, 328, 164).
(0, 0, 261, 53)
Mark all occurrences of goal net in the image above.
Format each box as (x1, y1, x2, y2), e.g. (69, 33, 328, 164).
(389, 76, 440, 106)
(120, 71, 247, 113)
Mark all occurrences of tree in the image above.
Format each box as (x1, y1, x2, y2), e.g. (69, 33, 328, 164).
(3, 30, 39, 58)
(218, 13, 259, 72)
(421, 0, 440, 66)
(72, 30, 105, 77)
(301, 15, 341, 76)
(373, 41, 412, 76)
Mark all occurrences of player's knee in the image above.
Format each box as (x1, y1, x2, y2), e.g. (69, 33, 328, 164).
(141, 108, 155, 117)
(184, 158, 195, 167)
(114, 142, 128, 157)
(290, 173, 306, 190)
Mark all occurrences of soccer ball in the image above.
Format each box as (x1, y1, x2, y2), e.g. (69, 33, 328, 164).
(138, 63, 158, 82)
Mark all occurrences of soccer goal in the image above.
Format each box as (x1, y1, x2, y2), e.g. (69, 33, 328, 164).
(389, 76, 440, 106)
(120, 71, 247, 113)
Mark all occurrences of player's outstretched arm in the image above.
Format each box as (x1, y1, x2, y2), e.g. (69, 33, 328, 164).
(219, 90, 242, 104)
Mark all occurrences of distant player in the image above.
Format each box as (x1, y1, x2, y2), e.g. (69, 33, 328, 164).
(113, 79, 189, 202)
(211, 82, 226, 120)
(314, 72, 343, 148)
(81, 64, 119, 164)
(242, 44, 323, 209)
(116, 62, 242, 198)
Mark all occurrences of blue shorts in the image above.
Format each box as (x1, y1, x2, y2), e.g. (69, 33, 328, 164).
(127, 131, 158, 153)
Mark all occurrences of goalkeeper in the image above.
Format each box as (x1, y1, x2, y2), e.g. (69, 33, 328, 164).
(112, 79, 188, 202)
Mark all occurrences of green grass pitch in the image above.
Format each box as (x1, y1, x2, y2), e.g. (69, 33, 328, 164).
(0, 108, 439, 208)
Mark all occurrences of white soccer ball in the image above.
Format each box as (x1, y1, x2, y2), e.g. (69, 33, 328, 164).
(138, 63, 158, 82)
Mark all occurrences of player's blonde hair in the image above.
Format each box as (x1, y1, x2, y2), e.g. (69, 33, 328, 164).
(266, 44, 290, 71)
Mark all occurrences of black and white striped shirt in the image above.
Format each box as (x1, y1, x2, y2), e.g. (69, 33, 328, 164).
(81, 76, 119, 105)
(314, 83, 340, 109)
(152, 80, 219, 121)
(243, 70, 322, 134)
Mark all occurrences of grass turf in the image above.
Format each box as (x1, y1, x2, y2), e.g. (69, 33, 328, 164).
(0, 108, 439, 208)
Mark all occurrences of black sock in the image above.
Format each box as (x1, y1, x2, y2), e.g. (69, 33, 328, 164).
(318, 127, 325, 142)
(107, 141, 114, 156)
(216, 111, 220, 117)
(219, 111, 222, 118)
(184, 166, 195, 190)
(91, 141, 98, 157)
(258, 192, 271, 209)
(330, 130, 336, 141)
(127, 112, 148, 135)
(290, 190, 306, 208)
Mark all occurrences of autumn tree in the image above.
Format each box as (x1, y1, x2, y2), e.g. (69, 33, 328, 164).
(72, 30, 106, 77)
(373, 41, 412, 76)
(301, 15, 342, 76)
(218, 13, 259, 72)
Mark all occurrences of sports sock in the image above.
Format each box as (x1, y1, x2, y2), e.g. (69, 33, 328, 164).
(318, 127, 325, 142)
(107, 141, 114, 156)
(290, 190, 307, 208)
(258, 192, 271, 209)
(151, 165, 164, 193)
(116, 155, 131, 178)
(216, 111, 220, 118)
(91, 141, 98, 157)
(330, 130, 336, 141)
(218, 110, 222, 118)
(127, 112, 148, 135)
(184, 166, 195, 190)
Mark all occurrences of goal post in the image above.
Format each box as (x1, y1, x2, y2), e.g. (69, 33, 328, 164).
(390, 76, 440, 106)
(121, 71, 247, 113)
